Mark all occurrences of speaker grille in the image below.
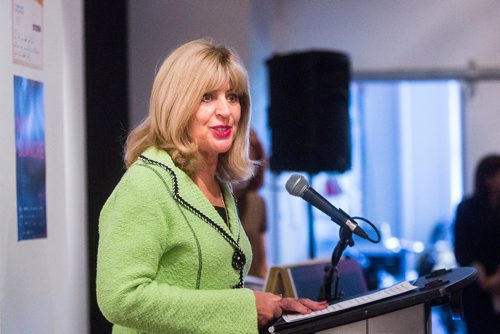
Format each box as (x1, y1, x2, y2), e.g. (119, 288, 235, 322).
(267, 51, 351, 173)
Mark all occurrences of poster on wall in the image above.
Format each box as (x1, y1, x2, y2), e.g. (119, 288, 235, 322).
(14, 75, 47, 241)
(12, 0, 44, 69)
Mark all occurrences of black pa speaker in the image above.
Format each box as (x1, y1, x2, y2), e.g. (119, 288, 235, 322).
(267, 51, 351, 173)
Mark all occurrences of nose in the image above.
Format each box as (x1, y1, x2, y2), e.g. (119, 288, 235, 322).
(215, 96, 231, 118)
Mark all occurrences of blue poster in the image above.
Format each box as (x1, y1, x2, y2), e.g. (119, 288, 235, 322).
(14, 75, 46, 240)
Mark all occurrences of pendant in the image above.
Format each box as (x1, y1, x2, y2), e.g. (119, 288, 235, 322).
(232, 249, 246, 271)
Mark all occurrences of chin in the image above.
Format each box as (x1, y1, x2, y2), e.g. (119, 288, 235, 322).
(216, 147, 232, 155)
(214, 140, 234, 153)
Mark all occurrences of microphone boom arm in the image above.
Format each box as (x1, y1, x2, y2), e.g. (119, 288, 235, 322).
(318, 225, 354, 302)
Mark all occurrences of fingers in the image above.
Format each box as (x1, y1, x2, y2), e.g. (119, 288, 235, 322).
(273, 303, 283, 319)
(299, 298, 329, 311)
(279, 298, 310, 314)
(253, 292, 283, 327)
(253, 292, 330, 327)
(279, 297, 329, 314)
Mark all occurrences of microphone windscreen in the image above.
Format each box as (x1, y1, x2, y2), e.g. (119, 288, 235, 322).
(285, 174, 309, 197)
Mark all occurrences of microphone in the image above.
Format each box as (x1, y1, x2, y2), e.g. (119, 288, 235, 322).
(285, 174, 369, 240)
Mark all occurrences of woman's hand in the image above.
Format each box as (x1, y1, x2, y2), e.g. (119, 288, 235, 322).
(279, 297, 329, 314)
(475, 264, 500, 296)
(253, 292, 329, 327)
(480, 270, 500, 296)
(253, 292, 283, 327)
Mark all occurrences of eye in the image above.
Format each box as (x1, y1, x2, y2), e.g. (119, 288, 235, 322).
(201, 93, 214, 102)
(227, 93, 239, 103)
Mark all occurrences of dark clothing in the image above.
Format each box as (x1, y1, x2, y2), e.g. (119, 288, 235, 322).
(454, 195, 500, 334)
(237, 191, 267, 278)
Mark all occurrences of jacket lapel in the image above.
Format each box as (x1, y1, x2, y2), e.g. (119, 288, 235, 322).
(141, 147, 236, 237)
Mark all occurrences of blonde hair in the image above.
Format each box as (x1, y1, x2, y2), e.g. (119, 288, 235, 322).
(124, 39, 254, 182)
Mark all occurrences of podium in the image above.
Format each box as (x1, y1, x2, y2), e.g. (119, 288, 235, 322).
(265, 267, 477, 334)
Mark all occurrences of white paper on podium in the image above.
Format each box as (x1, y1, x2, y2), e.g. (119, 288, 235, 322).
(283, 281, 418, 323)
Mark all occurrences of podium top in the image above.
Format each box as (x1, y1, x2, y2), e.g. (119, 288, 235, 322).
(266, 266, 477, 334)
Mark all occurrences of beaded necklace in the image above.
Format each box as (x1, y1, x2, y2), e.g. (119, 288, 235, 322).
(138, 155, 246, 288)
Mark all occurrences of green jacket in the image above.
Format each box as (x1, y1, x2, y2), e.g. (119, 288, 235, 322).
(97, 147, 258, 333)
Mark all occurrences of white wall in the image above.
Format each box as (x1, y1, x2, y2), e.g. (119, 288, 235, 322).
(0, 1, 88, 333)
(128, 0, 253, 127)
(270, 0, 500, 69)
(464, 82, 500, 191)
(128, 0, 500, 195)
(268, 0, 500, 193)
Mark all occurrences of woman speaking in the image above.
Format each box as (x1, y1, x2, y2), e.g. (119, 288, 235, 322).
(96, 39, 327, 333)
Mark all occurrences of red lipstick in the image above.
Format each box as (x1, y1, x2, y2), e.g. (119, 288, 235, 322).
(212, 125, 232, 138)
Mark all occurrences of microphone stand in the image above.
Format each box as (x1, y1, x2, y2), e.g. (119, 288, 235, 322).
(306, 173, 316, 259)
(318, 225, 354, 302)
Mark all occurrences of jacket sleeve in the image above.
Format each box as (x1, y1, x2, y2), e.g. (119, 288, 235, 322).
(96, 165, 258, 333)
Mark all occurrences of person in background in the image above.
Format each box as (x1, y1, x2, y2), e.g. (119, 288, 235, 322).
(454, 154, 500, 334)
(233, 129, 268, 280)
(96, 38, 327, 334)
